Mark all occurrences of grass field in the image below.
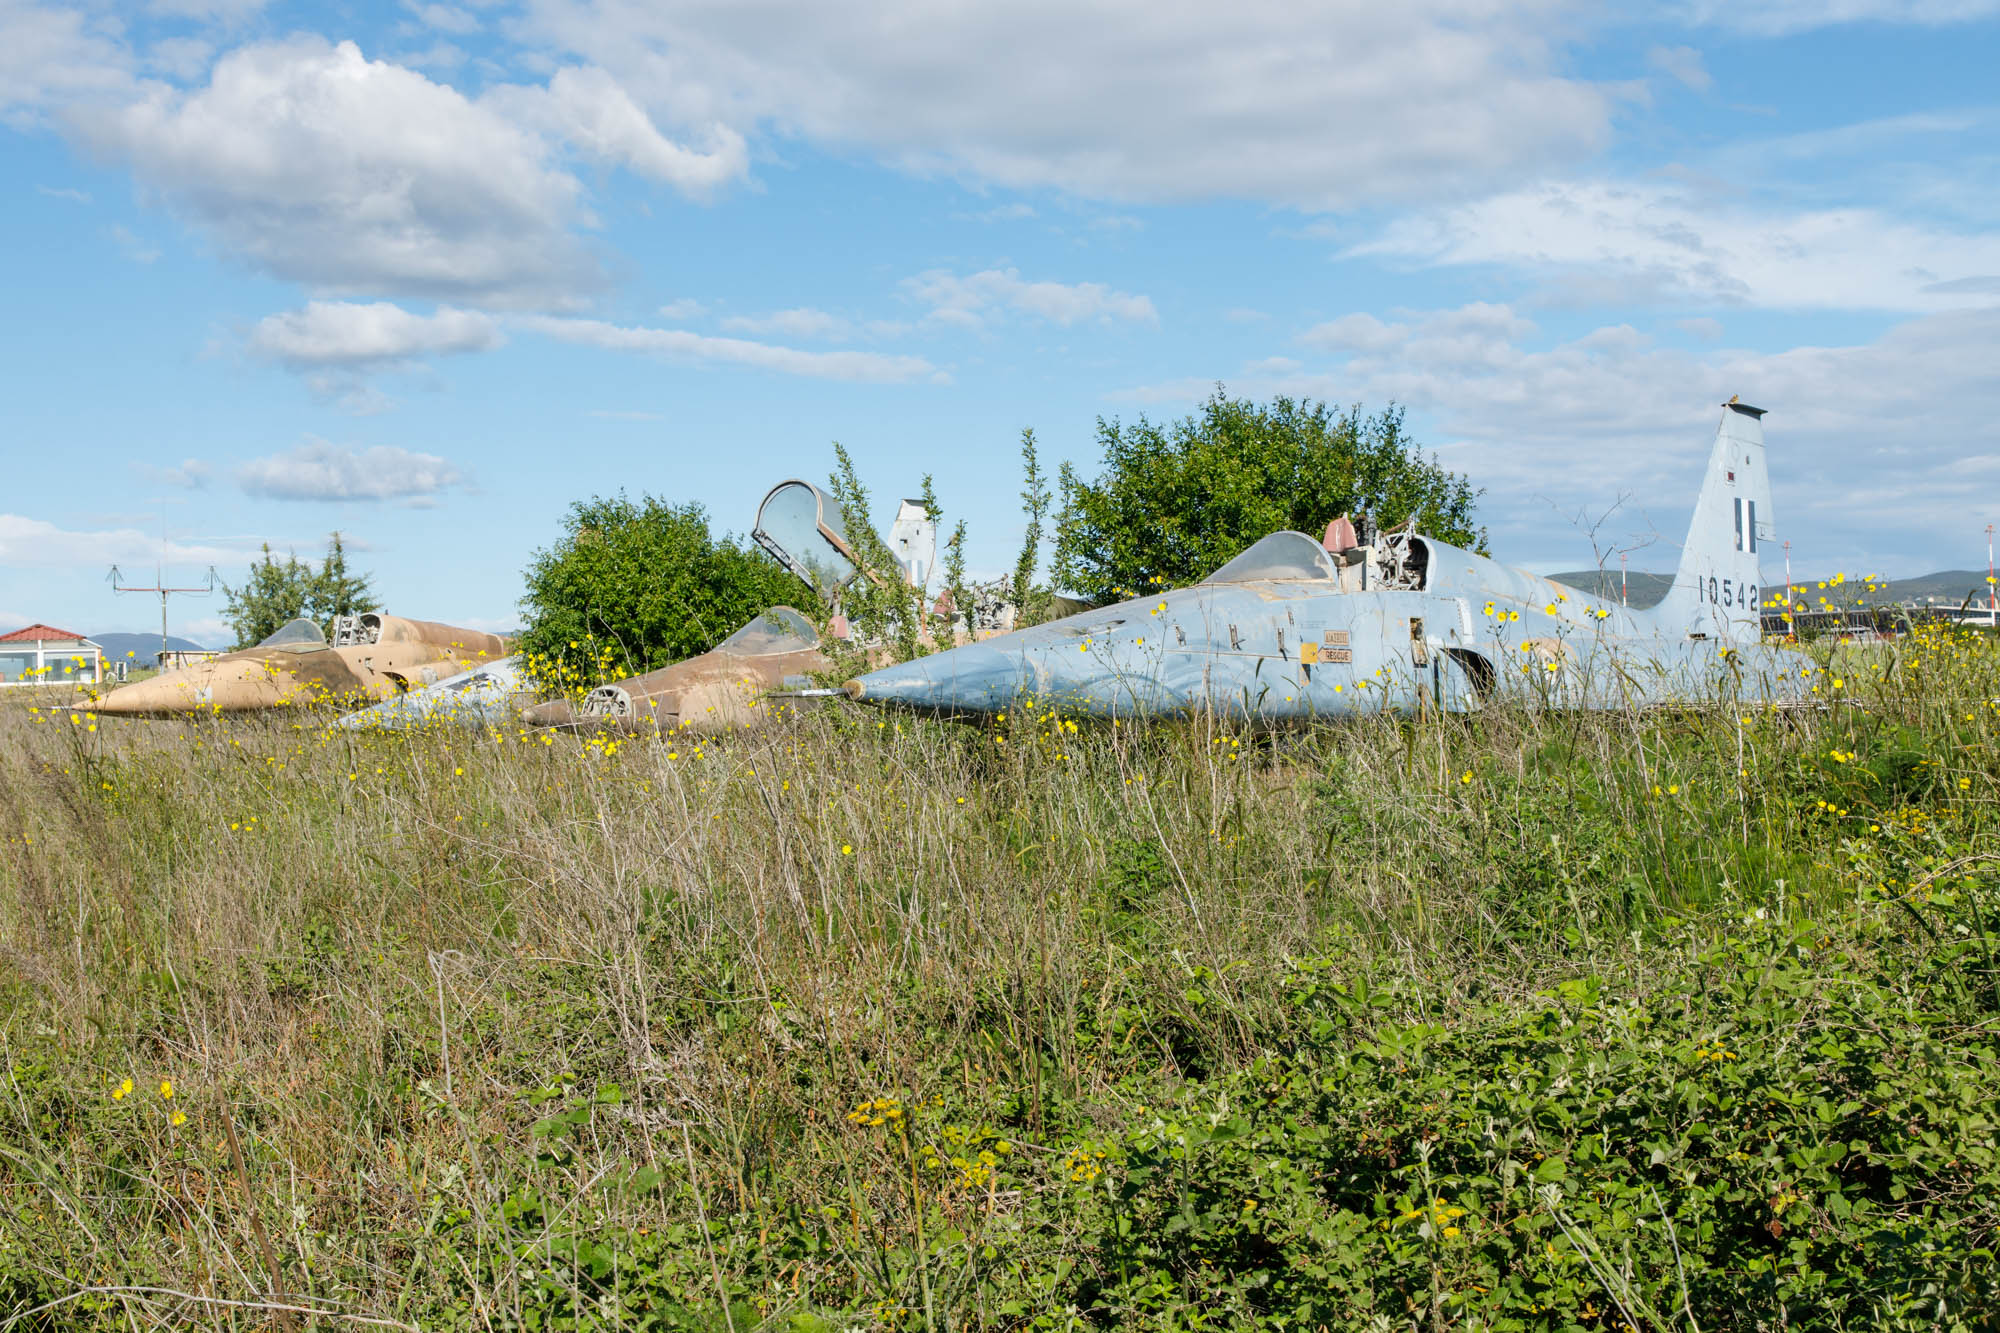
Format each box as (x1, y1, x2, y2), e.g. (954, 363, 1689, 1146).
(4, 628, 2000, 1330)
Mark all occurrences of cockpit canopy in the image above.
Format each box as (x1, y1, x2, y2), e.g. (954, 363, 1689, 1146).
(718, 606, 819, 656)
(256, 618, 328, 652)
(1200, 531, 1341, 585)
(752, 481, 861, 597)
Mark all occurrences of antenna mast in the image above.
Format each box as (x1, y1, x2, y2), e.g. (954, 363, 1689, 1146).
(109, 515, 219, 664)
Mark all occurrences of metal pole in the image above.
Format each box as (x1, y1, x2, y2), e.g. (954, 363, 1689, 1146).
(1976, 524, 1992, 616)
(1620, 551, 1627, 606)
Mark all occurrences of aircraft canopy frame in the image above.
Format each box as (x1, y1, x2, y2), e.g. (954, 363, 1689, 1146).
(1200, 531, 1342, 586)
(257, 618, 329, 652)
(752, 480, 863, 598)
(719, 606, 819, 656)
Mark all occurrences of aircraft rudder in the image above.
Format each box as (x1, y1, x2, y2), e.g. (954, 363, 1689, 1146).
(1653, 400, 1772, 641)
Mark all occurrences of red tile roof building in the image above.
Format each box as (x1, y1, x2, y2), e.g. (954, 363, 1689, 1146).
(0, 624, 103, 685)
(0, 624, 90, 643)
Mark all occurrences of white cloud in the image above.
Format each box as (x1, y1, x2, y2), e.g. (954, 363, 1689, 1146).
(904, 268, 1157, 328)
(146, 37, 214, 81)
(48, 36, 754, 308)
(1118, 302, 2000, 575)
(392, 41, 469, 72)
(485, 64, 746, 194)
(72, 38, 598, 307)
(176, 614, 231, 646)
(148, 0, 273, 21)
(658, 297, 707, 320)
(517, 315, 940, 382)
(0, 513, 248, 569)
(1245, 355, 1301, 374)
(303, 376, 399, 416)
(516, 0, 1612, 209)
(411, 3, 481, 35)
(718, 306, 851, 339)
(238, 439, 468, 502)
(35, 184, 91, 203)
(133, 458, 214, 489)
(0, 0, 133, 125)
(1678, 0, 2000, 35)
(957, 202, 1036, 223)
(1299, 312, 1407, 354)
(248, 301, 504, 368)
(1713, 109, 1985, 172)
(108, 223, 160, 263)
(1353, 180, 2000, 311)
(1298, 304, 1536, 363)
(1645, 45, 1712, 93)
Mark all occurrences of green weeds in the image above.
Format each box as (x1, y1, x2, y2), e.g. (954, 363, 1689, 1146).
(2, 630, 1998, 1328)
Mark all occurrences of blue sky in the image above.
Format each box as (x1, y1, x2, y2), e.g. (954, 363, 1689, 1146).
(4, 0, 1998, 644)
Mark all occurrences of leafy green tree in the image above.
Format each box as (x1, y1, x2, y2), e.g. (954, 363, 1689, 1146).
(518, 494, 799, 685)
(1053, 389, 1485, 604)
(1012, 429, 1054, 628)
(914, 473, 965, 647)
(222, 534, 379, 648)
(940, 519, 970, 642)
(311, 533, 375, 624)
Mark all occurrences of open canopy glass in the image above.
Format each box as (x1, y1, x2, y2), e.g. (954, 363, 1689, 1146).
(752, 481, 861, 598)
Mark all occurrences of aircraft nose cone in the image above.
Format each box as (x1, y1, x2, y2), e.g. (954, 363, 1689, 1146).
(849, 640, 1034, 714)
(91, 670, 214, 715)
(93, 656, 295, 715)
(523, 699, 576, 728)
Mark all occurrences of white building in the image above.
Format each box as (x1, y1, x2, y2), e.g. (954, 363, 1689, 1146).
(889, 500, 937, 589)
(0, 624, 103, 686)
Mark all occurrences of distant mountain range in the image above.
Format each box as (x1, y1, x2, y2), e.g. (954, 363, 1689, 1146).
(93, 632, 210, 663)
(1549, 570, 1676, 609)
(1550, 570, 1996, 613)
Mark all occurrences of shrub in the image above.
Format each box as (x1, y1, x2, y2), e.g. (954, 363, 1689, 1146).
(517, 493, 799, 685)
(1055, 389, 1484, 603)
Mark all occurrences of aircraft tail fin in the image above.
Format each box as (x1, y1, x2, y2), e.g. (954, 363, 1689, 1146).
(1652, 400, 1772, 641)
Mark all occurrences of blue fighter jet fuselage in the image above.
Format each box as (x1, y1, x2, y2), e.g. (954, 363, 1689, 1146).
(847, 402, 1815, 722)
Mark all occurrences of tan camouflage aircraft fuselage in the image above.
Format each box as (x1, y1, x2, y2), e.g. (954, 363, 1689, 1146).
(521, 606, 828, 736)
(89, 614, 510, 716)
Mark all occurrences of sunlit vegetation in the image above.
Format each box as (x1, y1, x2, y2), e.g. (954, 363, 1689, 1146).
(3, 624, 1998, 1329)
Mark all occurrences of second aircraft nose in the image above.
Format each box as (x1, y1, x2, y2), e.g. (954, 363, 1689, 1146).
(847, 639, 1039, 713)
